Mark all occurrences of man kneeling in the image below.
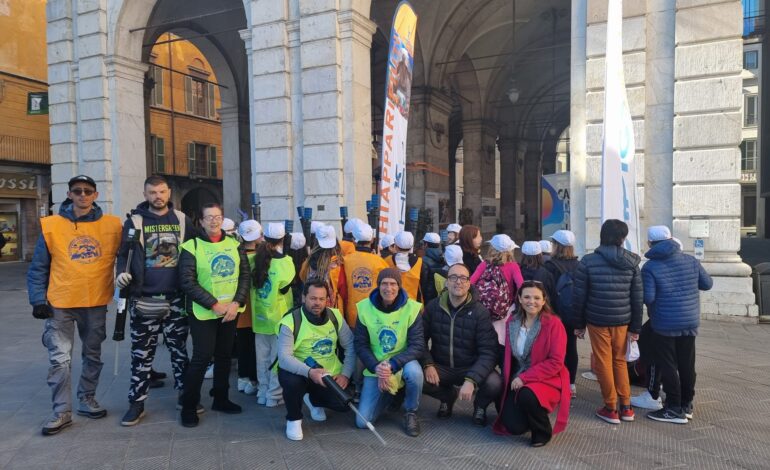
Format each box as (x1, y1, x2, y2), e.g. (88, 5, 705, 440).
(277, 279, 356, 441)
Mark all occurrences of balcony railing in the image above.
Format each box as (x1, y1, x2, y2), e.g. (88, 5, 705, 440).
(0, 135, 50, 165)
(744, 13, 766, 37)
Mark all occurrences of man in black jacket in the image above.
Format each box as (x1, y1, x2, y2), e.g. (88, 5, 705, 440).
(115, 175, 197, 426)
(573, 219, 643, 425)
(422, 263, 501, 426)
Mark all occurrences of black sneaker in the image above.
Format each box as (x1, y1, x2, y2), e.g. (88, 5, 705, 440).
(180, 408, 199, 427)
(647, 407, 688, 424)
(176, 393, 205, 414)
(472, 406, 487, 427)
(437, 402, 453, 419)
(387, 389, 405, 412)
(149, 379, 165, 389)
(212, 398, 242, 414)
(150, 369, 167, 380)
(683, 402, 694, 420)
(403, 412, 420, 437)
(121, 401, 146, 427)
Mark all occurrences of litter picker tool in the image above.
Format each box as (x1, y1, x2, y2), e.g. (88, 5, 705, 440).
(113, 225, 140, 375)
(305, 357, 387, 446)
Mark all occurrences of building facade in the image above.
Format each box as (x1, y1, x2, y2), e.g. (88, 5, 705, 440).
(46, 0, 757, 319)
(0, 0, 51, 262)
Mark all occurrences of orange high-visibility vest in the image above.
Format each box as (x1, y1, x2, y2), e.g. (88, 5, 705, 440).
(40, 213, 122, 308)
(386, 254, 422, 301)
(342, 250, 389, 326)
(340, 239, 355, 256)
(300, 257, 345, 313)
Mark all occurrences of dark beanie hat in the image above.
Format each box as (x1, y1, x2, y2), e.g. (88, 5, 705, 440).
(377, 268, 402, 288)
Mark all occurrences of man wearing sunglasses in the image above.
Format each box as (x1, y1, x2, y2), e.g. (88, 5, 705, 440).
(27, 175, 122, 436)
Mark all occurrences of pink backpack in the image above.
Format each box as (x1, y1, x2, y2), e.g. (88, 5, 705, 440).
(477, 264, 513, 321)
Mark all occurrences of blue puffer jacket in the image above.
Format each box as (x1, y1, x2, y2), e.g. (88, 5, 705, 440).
(641, 239, 713, 336)
(572, 244, 643, 333)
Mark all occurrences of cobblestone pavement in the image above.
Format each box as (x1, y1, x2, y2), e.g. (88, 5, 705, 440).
(2, 261, 770, 469)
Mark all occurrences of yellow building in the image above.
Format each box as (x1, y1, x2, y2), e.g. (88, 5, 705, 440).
(148, 34, 223, 213)
(0, 0, 50, 261)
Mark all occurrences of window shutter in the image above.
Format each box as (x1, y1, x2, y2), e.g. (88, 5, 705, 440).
(154, 66, 164, 106)
(188, 142, 196, 175)
(207, 83, 216, 118)
(184, 76, 193, 113)
(208, 145, 217, 178)
(156, 137, 165, 173)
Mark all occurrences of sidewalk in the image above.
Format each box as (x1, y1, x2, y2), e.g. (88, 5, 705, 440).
(2, 262, 770, 469)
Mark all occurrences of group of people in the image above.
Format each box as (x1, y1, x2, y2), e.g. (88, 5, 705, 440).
(27, 173, 713, 448)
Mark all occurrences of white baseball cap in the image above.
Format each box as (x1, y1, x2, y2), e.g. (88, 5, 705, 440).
(289, 232, 306, 250)
(647, 225, 672, 242)
(551, 229, 576, 247)
(344, 217, 363, 234)
(379, 234, 395, 250)
(444, 244, 463, 266)
(423, 232, 441, 244)
(395, 231, 414, 250)
(490, 234, 517, 253)
(221, 218, 236, 233)
(310, 221, 324, 235)
(447, 223, 462, 233)
(238, 220, 263, 242)
(316, 224, 337, 249)
(539, 240, 553, 254)
(521, 241, 542, 256)
(264, 222, 285, 240)
(353, 223, 374, 242)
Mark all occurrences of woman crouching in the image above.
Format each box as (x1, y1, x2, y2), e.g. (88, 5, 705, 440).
(492, 280, 570, 447)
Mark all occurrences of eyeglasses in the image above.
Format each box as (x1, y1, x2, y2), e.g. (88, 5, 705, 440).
(70, 188, 95, 196)
(447, 275, 470, 283)
(202, 215, 224, 222)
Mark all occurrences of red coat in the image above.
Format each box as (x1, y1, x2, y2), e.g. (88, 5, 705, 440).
(493, 312, 571, 435)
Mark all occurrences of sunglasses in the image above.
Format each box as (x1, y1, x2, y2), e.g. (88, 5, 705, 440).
(70, 188, 95, 196)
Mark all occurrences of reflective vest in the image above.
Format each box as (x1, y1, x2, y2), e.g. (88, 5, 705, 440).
(180, 237, 241, 321)
(300, 258, 345, 313)
(356, 297, 422, 378)
(252, 255, 296, 334)
(340, 239, 355, 256)
(280, 307, 344, 376)
(40, 213, 122, 309)
(342, 250, 389, 327)
(386, 254, 422, 301)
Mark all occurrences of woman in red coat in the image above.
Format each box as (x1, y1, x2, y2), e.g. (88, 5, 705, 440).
(492, 280, 570, 446)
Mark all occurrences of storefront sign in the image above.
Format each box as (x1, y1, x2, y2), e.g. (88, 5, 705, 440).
(0, 173, 38, 198)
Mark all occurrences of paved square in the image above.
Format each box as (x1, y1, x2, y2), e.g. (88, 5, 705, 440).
(1, 262, 769, 469)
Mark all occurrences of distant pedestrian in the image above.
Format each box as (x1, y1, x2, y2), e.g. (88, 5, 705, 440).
(458, 225, 483, 275)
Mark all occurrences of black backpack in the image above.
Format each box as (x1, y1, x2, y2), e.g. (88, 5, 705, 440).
(551, 260, 575, 322)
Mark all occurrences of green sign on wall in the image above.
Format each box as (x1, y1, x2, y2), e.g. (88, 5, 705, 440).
(27, 92, 48, 115)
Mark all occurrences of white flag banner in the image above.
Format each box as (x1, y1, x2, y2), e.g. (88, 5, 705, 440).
(601, 0, 640, 253)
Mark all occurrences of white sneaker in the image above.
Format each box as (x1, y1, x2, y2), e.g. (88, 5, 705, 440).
(631, 391, 663, 410)
(237, 378, 249, 392)
(570, 384, 577, 398)
(257, 395, 266, 406)
(243, 381, 258, 396)
(204, 364, 214, 379)
(303, 393, 327, 422)
(286, 419, 303, 441)
(266, 398, 284, 408)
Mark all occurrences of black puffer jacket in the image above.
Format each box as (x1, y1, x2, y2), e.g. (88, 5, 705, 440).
(421, 289, 498, 385)
(572, 245, 643, 333)
(178, 229, 251, 312)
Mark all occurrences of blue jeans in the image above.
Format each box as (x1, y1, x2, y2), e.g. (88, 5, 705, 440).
(356, 360, 423, 428)
(42, 307, 107, 414)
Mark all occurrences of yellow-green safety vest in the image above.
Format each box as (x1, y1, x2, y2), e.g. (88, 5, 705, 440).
(180, 237, 241, 321)
(252, 255, 296, 334)
(280, 307, 344, 376)
(355, 297, 422, 378)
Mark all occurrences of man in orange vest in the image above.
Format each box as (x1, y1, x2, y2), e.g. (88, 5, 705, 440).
(343, 223, 388, 327)
(386, 231, 436, 304)
(27, 175, 122, 436)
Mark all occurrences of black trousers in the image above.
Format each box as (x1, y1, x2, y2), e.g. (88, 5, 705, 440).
(652, 331, 696, 410)
(564, 326, 578, 384)
(236, 327, 257, 382)
(500, 386, 552, 445)
(277, 368, 349, 421)
(422, 363, 502, 409)
(637, 321, 661, 398)
(181, 314, 237, 410)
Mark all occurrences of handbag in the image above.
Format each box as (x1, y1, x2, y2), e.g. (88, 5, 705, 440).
(134, 296, 171, 320)
(625, 339, 640, 362)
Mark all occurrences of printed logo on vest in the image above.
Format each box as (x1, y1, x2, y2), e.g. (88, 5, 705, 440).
(68, 236, 102, 263)
(378, 328, 398, 353)
(311, 338, 334, 356)
(211, 254, 235, 278)
(257, 278, 272, 300)
(352, 267, 374, 292)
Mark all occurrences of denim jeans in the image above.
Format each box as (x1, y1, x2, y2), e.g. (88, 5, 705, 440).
(355, 360, 423, 428)
(42, 307, 107, 414)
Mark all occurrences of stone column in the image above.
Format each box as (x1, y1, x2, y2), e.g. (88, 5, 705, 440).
(462, 119, 495, 228)
(498, 137, 517, 236)
(219, 106, 241, 218)
(570, 0, 588, 254)
(245, 1, 295, 223)
(523, 145, 542, 238)
(644, 0, 675, 229)
(47, 0, 78, 205)
(673, 0, 757, 318)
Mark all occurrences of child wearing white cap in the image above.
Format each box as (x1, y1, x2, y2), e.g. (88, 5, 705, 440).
(235, 220, 263, 395)
(379, 233, 396, 258)
(519, 241, 550, 285)
(432, 244, 464, 294)
(385, 231, 436, 303)
(539, 240, 553, 262)
(421, 233, 443, 271)
(286, 233, 308, 307)
(251, 223, 296, 407)
(446, 223, 462, 245)
(300, 225, 347, 312)
(470, 234, 524, 346)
